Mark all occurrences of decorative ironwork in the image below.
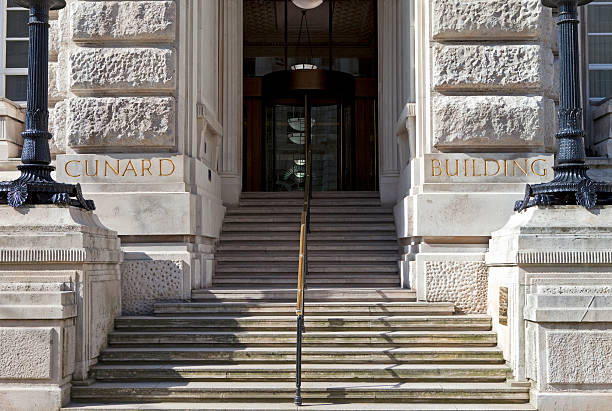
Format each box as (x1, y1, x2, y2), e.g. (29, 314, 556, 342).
(515, 0, 612, 211)
(0, 0, 94, 210)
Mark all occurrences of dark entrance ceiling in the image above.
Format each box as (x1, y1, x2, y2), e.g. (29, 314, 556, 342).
(244, 0, 376, 60)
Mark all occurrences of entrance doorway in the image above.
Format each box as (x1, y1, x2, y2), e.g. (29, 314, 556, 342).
(243, 0, 378, 192)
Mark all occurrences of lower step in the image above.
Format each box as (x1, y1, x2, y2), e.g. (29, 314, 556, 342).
(70, 381, 530, 403)
(63, 402, 536, 410)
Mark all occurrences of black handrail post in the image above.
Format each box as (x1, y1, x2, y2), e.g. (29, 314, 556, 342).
(515, 0, 611, 210)
(294, 313, 304, 405)
(0, 0, 94, 210)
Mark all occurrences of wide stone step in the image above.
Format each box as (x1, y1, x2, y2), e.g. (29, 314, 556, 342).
(222, 223, 396, 232)
(214, 264, 398, 273)
(108, 330, 498, 347)
(98, 346, 504, 364)
(242, 191, 381, 199)
(215, 254, 397, 263)
(227, 207, 392, 215)
(238, 199, 382, 207)
(223, 215, 395, 223)
(190, 288, 416, 302)
(211, 276, 400, 287)
(70, 381, 530, 403)
(215, 242, 399, 252)
(62, 401, 536, 410)
(219, 233, 397, 241)
(113, 315, 491, 332)
(153, 301, 454, 316)
(92, 363, 510, 382)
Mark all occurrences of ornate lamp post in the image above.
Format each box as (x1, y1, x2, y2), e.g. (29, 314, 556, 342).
(0, 0, 93, 210)
(516, 0, 611, 211)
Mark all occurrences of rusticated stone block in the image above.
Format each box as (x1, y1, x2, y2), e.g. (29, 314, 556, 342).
(49, 19, 60, 60)
(0, 328, 52, 379)
(70, 47, 175, 92)
(424, 261, 488, 314)
(432, 95, 555, 149)
(66, 97, 175, 149)
(71, 1, 176, 42)
(433, 0, 552, 40)
(121, 260, 184, 315)
(547, 331, 612, 385)
(433, 44, 553, 93)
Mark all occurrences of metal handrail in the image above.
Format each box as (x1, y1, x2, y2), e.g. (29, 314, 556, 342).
(295, 95, 312, 406)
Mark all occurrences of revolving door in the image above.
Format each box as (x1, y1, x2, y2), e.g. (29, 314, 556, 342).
(262, 69, 355, 192)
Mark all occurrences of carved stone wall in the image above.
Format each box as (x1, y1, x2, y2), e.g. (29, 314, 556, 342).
(121, 260, 184, 315)
(424, 260, 488, 313)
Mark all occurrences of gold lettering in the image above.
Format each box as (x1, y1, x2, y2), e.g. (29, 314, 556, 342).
(445, 159, 459, 176)
(530, 159, 548, 177)
(513, 159, 528, 176)
(64, 160, 81, 177)
(464, 159, 469, 177)
(141, 159, 153, 176)
(504, 159, 509, 177)
(484, 159, 500, 176)
(431, 159, 442, 177)
(472, 159, 482, 176)
(85, 160, 98, 177)
(105, 160, 120, 176)
(122, 160, 138, 176)
(159, 159, 175, 176)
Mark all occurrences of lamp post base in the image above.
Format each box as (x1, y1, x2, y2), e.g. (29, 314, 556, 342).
(0, 167, 95, 210)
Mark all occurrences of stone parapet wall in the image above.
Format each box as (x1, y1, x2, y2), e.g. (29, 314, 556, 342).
(486, 206, 612, 410)
(0, 206, 122, 410)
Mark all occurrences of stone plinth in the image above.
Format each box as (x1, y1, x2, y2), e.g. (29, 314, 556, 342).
(486, 206, 612, 411)
(0, 205, 121, 411)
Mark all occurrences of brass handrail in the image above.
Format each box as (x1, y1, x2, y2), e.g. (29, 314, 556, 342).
(295, 95, 312, 406)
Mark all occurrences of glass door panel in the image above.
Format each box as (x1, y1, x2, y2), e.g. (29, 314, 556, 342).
(265, 104, 307, 192)
(311, 105, 338, 191)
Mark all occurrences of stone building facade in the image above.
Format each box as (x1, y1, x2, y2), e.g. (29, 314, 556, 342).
(0, 0, 610, 410)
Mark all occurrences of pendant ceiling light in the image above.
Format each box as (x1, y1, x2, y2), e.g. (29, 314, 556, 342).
(291, 0, 324, 10)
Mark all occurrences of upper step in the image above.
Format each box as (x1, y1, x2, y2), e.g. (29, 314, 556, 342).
(238, 198, 382, 207)
(190, 288, 416, 302)
(241, 191, 381, 199)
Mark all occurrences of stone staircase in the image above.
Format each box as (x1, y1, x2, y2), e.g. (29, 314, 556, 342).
(64, 192, 533, 410)
(214, 192, 400, 288)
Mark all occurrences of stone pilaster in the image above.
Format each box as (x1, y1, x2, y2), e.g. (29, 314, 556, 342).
(0, 205, 121, 410)
(486, 206, 612, 410)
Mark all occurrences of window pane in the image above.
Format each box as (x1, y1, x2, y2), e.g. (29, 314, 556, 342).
(6, 41, 28, 68)
(589, 70, 612, 99)
(588, 5, 612, 33)
(5, 75, 27, 102)
(6, 10, 29, 38)
(7, 1, 22, 7)
(589, 35, 612, 64)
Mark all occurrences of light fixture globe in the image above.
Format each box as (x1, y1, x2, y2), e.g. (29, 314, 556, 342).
(291, 0, 324, 10)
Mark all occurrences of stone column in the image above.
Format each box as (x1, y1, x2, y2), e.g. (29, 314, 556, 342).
(486, 206, 612, 410)
(395, 0, 557, 312)
(0, 205, 121, 410)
